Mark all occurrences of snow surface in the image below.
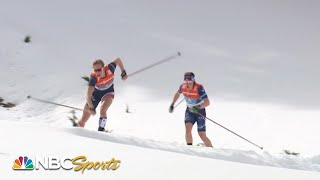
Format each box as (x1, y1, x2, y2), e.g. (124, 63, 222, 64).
(1, 0, 320, 179)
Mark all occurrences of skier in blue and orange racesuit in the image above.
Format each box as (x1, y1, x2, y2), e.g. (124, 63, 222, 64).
(169, 72, 213, 147)
(78, 58, 128, 131)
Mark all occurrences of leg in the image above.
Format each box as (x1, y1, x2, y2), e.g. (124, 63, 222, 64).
(100, 94, 113, 117)
(184, 109, 196, 145)
(79, 90, 101, 128)
(97, 93, 114, 131)
(198, 131, 213, 147)
(78, 104, 91, 127)
(196, 109, 213, 147)
(185, 122, 193, 145)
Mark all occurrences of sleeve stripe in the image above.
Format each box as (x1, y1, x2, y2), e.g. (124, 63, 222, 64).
(110, 63, 116, 70)
(201, 94, 208, 98)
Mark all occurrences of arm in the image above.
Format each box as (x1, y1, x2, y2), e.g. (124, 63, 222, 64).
(85, 86, 96, 115)
(195, 85, 210, 109)
(169, 91, 180, 113)
(199, 97, 210, 109)
(113, 58, 128, 80)
(86, 75, 97, 115)
(86, 86, 95, 108)
(171, 91, 180, 106)
(169, 85, 183, 113)
(113, 57, 125, 71)
(189, 98, 210, 113)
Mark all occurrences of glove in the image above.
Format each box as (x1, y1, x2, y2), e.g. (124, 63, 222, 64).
(189, 105, 200, 113)
(86, 102, 96, 115)
(89, 107, 96, 116)
(121, 69, 127, 80)
(169, 103, 174, 113)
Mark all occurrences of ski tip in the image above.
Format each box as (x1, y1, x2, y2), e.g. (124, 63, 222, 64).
(27, 95, 31, 99)
(261, 147, 264, 150)
(177, 51, 181, 56)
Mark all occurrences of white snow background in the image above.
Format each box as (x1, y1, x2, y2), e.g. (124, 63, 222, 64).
(0, 0, 320, 179)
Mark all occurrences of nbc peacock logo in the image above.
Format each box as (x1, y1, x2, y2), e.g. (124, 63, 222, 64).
(12, 156, 34, 170)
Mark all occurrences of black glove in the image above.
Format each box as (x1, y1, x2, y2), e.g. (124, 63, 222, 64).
(169, 103, 174, 113)
(121, 69, 127, 79)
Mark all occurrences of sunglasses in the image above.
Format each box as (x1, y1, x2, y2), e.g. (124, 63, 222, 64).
(94, 68, 102, 72)
(184, 76, 194, 81)
(184, 80, 194, 83)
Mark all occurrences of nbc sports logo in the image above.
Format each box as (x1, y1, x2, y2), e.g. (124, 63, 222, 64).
(12, 155, 121, 173)
(13, 156, 34, 170)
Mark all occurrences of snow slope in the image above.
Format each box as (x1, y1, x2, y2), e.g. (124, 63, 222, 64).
(1, 121, 320, 180)
(1, 0, 320, 179)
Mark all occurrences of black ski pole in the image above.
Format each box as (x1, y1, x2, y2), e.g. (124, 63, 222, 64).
(197, 113, 263, 150)
(128, 52, 181, 78)
(27, 95, 87, 112)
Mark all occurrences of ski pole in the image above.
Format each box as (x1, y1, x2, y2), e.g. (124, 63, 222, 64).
(174, 98, 185, 108)
(128, 52, 181, 77)
(27, 95, 86, 112)
(197, 113, 263, 150)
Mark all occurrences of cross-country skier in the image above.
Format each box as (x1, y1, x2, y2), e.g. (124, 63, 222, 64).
(169, 72, 213, 147)
(78, 58, 127, 131)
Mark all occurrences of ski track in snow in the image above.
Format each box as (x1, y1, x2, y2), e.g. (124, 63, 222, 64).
(66, 127, 320, 172)
(1, 1, 320, 179)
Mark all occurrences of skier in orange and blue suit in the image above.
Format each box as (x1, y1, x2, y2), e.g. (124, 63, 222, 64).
(169, 72, 213, 147)
(78, 58, 127, 131)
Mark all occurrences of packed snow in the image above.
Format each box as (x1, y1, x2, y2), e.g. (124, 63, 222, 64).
(1, 0, 320, 179)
